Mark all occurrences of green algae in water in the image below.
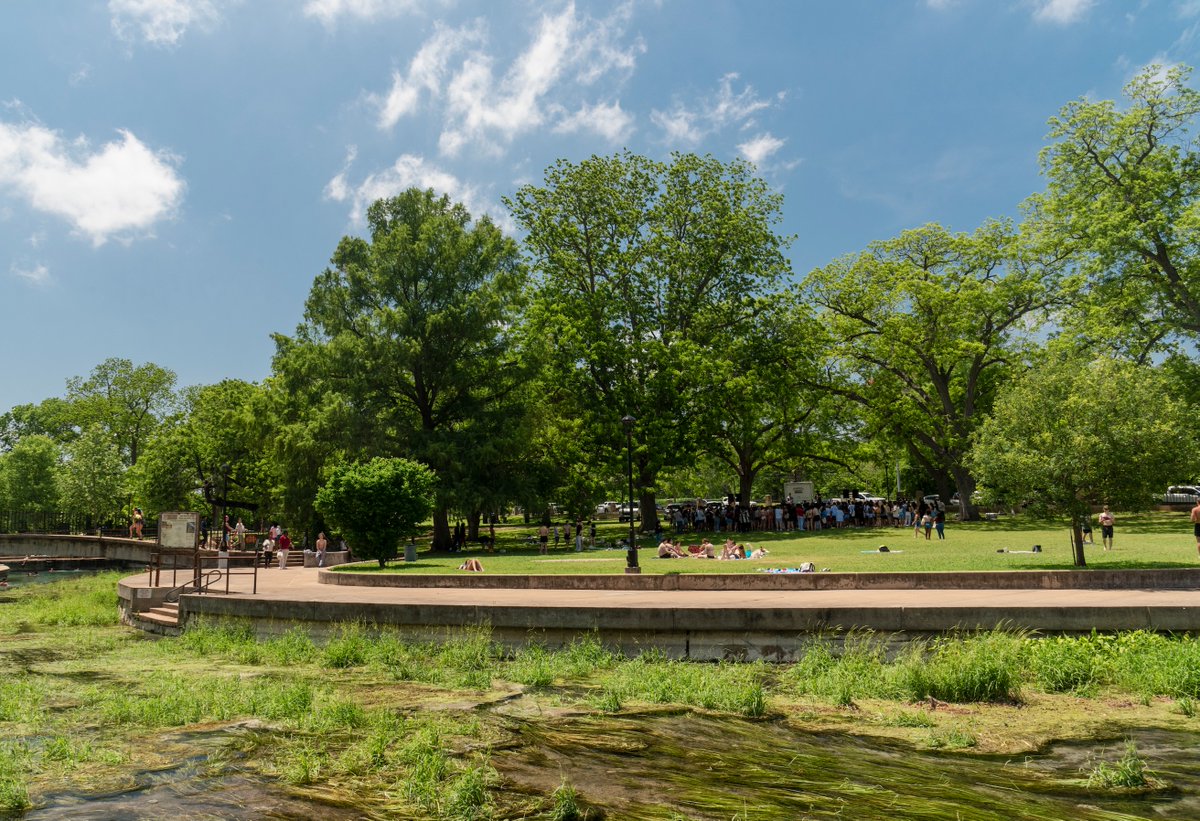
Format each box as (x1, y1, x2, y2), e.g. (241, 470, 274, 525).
(492, 713, 1198, 820)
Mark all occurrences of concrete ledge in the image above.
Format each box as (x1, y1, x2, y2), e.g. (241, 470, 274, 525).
(320, 566, 1200, 591)
(177, 595, 1200, 661)
(0, 533, 157, 564)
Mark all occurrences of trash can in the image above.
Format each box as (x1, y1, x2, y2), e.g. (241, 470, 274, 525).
(404, 543, 417, 562)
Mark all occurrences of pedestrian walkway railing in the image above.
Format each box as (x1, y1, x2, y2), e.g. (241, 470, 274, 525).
(149, 548, 259, 596)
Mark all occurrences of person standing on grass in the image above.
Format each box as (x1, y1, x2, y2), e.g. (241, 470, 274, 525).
(935, 503, 946, 540)
(1190, 499, 1200, 557)
(575, 519, 583, 552)
(538, 523, 549, 554)
(1098, 506, 1115, 551)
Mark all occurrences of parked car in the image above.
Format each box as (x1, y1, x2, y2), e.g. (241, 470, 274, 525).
(618, 504, 640, 522)
(1163, 486, 1200, 504)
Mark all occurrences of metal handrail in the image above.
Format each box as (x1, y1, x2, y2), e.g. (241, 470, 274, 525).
(163, 569, 225, 603)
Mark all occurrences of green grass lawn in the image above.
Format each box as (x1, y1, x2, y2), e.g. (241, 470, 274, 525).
(335, 511, 1200, 575)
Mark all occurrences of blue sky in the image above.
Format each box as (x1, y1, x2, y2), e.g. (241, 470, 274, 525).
(1, 0, 1196, 413)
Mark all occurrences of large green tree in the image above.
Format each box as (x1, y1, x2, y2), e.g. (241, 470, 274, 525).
(58, 427, 125, 526)
(66, 358, 177, 467)
(971, 354, 1194, 566)
(0, 435, 61, 513)
(130, 380, 272, 522)
(1030, 64, 1200, 355)
(507, 152, 791, 529)
(274, 188, 530, 549)
(805, 221, 1062, 517)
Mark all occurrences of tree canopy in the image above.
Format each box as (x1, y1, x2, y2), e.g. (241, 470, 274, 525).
(971, 354, 1194, 566)
(315, 457, 435, 567)
(274, 188, 530, 548)
(507, 151, 792, 527)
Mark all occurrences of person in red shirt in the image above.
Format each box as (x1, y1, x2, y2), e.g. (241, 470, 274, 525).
(277, 530, 292, 569)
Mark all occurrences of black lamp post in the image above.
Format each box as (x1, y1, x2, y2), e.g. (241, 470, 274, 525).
(220, 463, 230, 548)
(621, 415, 640, 573)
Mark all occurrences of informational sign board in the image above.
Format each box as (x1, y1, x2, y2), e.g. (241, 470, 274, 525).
(783, 481, 815, 503)
(158, 511, 200, 550)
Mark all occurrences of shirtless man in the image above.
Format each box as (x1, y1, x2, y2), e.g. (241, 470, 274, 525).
(1190, 499, 1200, 557)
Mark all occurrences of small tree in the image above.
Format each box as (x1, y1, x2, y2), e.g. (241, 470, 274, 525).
(315, 457, 435, 567)
(970, 355, 1194, 566)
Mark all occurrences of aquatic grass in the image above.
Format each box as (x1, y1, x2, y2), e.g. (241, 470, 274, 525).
(307, 697, 368, 731)
(898, 631, 1024, 703)
(1023, 634, 1102, 693)
(927, 726, 977, 749)
(0, 742, 32, 814)
(0, 679, 40, 722)
(442, 759, 495, 821)
(506, 643, 556, 688)
(1086, 741, 1152, 789)
(784, 633, 897, 703)
(0, 572, 122, 631)
(281, 742, 328, 786)
(880, 709, 935, 728)
(600, 656, 768, 716)
(87, 671, 317, 727)
(550, 778, 586, 821)
(322, 623, 370, 669)
(435, 625, 498, 689)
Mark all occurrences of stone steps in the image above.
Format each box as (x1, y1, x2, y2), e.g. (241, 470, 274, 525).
(135, 602, 180, 635)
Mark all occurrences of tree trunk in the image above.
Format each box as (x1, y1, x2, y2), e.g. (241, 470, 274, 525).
(467, 510, 481, 541)
(738, 474, 754, 507)
(638, 490, 658, 534)
(431, 507, 452, 551)
(1070, 512, 1087, 567)
(949, 465, 980, 521)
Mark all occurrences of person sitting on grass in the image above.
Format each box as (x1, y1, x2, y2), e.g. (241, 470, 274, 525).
(691, 538, 716, 558)
(458, 558, 484, 572)
(657, 539, 685, 558)
(720, 540, 745, 560)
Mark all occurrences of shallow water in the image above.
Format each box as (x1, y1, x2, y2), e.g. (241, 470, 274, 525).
(12, 707, 1200, 820)
(492, 713, 1200, 820)
(0, 569, 94, 591)
(22, 727, 359, 821)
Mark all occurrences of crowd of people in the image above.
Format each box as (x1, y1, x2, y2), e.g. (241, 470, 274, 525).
(661, 496, 950, 538)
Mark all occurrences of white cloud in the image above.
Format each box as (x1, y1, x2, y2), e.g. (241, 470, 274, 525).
(108, 0, 230, 46)
(0, 120, 185, 245)
(925, 0, 959, 8)
(553, 101, 634, 143)
(325, 151, 508, 229)
(375, 22, 486, 129)
(738, 133, 785, 166)
(652, 74, 779, 146)
(11, 262, 50, 285)
(367, 2, 643, 156)
(303, 0, 431, 26)
(1031, 0, 1094, 25)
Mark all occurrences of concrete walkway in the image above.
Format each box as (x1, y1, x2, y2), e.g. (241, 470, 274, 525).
(115, 563, 1200, 660)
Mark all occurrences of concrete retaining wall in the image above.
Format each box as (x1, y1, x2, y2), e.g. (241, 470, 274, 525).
(320, 566, 1200, 591)
(0, 533, 156, 564)
(175, 594, 1200, 661)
